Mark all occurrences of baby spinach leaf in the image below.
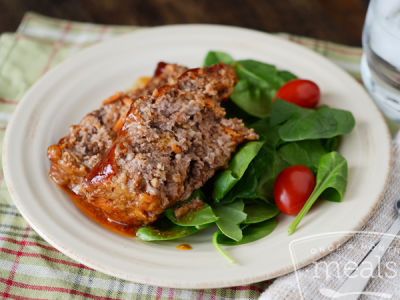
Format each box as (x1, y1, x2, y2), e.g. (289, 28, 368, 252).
(164, 190, 218, 226)
(288, 151, 348, 235)
(227, 141, 265, 179)
(270, 98, 311, 126)
(250, 117, 281, 148)
(278, 140, 329, 173)
(222, 144, 289, 204)
(137, 218, 198, 241)
(205, 53, 297, 119)
(221, 163, 260, 204)
(235, 60, 280, 89)
(243, 201, 280, 224)
(221, 100, 258, 126)
(333, 107, 356, 135)
(279, 106, 355, 141)
(212, 231, 235, 264)
(214, 200, 247, 241)
(165, 205, 218, 227)
(204, 51, 234, 67)
(255, 152, 290, 202)
(230, 60, 297, 118)
(322, 136, 340, 152)
(278, 107, 337, 141)
(221, 145, 275, 203)
(270, 99, 355, 142)
(276, 70, 297, 83)
(195, 223, 214, 230)
(216, 218, 277, 246)
(214, 141, 264, 202)
(231, 79, 273, 118)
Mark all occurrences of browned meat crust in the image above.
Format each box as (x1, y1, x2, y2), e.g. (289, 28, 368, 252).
(82, 63, 258, 226)
(48, 63, 188, 194)
(174, 197, 205, 218)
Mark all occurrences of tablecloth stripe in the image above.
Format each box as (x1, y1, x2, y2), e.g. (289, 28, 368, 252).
(0, 100, 17, 106)
(0, 12, 365, 299)
(41, 21, 72, 75)
(3, 226, 30, 298)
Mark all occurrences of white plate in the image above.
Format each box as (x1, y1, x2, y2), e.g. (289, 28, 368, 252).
(3, 25, 391, 288)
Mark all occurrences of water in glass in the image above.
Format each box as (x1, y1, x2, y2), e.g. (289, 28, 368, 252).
(361, 0, 400, 122)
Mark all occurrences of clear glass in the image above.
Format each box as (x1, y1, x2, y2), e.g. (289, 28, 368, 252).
(361, 0, 400, 122)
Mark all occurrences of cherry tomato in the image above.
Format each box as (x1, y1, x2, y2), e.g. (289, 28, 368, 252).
(274, 79, 320, 108)
(273, 165, 316, 215)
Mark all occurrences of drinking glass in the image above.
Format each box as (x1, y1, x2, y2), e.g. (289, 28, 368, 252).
(361, 0, 400, 122)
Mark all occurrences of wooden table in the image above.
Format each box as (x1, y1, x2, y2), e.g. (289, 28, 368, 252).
(1, 0, 368, 46)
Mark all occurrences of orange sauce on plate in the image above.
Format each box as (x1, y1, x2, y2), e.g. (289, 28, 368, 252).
(176, 244, 192, 250)
(60, 185, 138, 237)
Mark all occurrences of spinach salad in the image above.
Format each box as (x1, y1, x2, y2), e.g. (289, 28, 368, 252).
(136, 51, 355, 262)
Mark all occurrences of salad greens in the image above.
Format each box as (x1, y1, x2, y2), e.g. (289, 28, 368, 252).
(204, 51, 235, 67)
(278, 140, 331, 173)
(288, 152, 348, 235)
(136, 219, 198, 241)
(165, 190, 218, 227)
(232, 60, 296, 118)
(214, 141, 264, 202)
(137, 51, 355, 263)
(214, 200, 247, 241)
(271, 100, 355, 142)
(216, 218, 277, 246)
(220, 143, 289, 204)
(243, 201, 280, 224)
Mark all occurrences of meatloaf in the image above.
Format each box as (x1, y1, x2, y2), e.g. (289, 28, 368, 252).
(48, 62, 188, 194)
(82, 63, 258, 226)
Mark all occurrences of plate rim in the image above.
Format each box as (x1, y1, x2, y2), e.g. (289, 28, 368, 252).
(2, 24, 393, 288)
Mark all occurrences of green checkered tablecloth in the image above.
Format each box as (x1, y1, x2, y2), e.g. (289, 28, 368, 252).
(0, 12, 364, 299)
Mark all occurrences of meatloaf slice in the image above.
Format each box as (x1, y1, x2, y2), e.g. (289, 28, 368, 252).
(48, 63, 188, 194)
(82, 63, 259, 226)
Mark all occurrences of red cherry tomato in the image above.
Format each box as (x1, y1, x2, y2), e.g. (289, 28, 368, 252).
(274, 79, 320, 108)
(273, 165, 316, 215)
